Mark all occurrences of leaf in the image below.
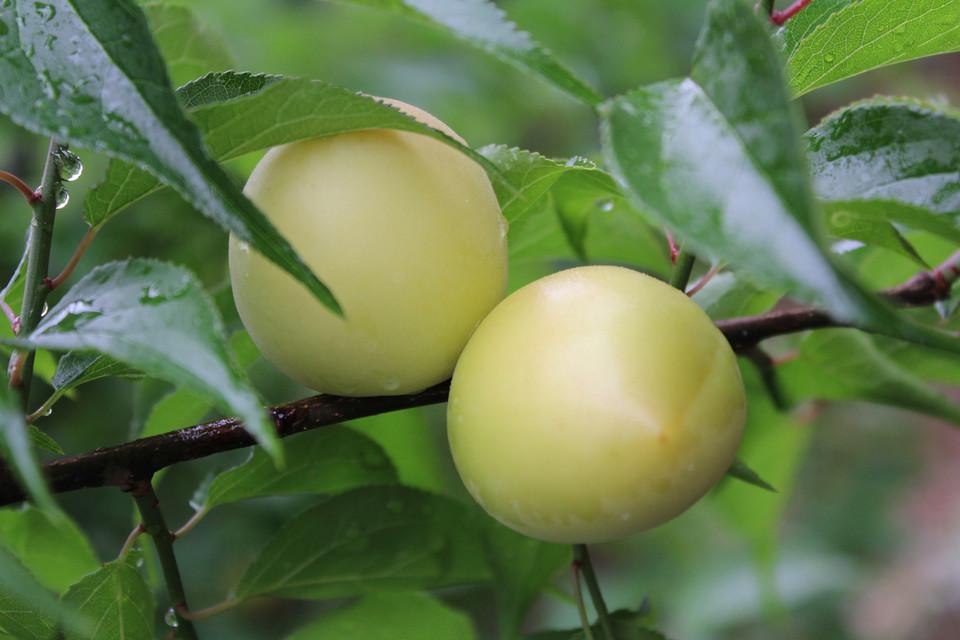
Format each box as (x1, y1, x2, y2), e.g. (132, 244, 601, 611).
(201, 427, 398, 510)
(85, 71, 502, 229)
(35, 353, 144, 419)
(527, 609, 667, 640)
(600, 0, 960, 354)
(807, 98, 960, 215)
(140, 329, 260, 438)
(60, 554, 154, 640)
(825, 206, 929, 267)
(479, 145, 621, 223)
(0, 1, 338, 313)
(783, 0, 960, 96)
(779, 329, 960, 425)
(0, 506, 99, 593)
(601, 0, 861, 318)
(725, 459, 777, 493)
(145, 2, 234, 87)
(692, 272, 781, 320)
(1, 260, 280, 462)
(286, 591, 477, 640)
(823, 200, 960, 246)
(28, 427, 62, 456)
(484, 523, 569, 639)
(236, 486, 490, 600)
(0, 371, 59, 517)
(0, 548, 58, 640)
(327, 0, 602, 105)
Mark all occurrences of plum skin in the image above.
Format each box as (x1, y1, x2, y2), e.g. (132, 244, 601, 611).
(447, 265, 746, 543)
(230, 99, 508, 397)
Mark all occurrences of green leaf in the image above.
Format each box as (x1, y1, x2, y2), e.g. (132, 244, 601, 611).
(27, 427, 62, 456)
(236, 486, 489, 600)
(1, 260, 280, 463)
(822, 200, 960, 246)
(0, 548, 59, 640)
(145, 2, 234, 87)
(479, 145, 621, 223)
(484, 523, 569, 639)
(34, 353, 145, 420)
(692, 272, 781, 320)
(780, 329, 960, 425)
(600, 0, 960, 354)
(807, 98, 960, 215)
(783, 0, 960, 96)
(527, 609, 667, 640)
(0, 1, 338, 313)
(201, 427, 397, 511)
(85, 71, 501, 229)
(327, 0, 602, 106)
(0, 371, 59, 517)
(0, 506, 98, 593)
(601, 0, 861, 318)
(825, 206, 929, 267)
(286, 591, 477, 640)
(61, 554, 153, 640)
(140, 329, 260, 439)
(726, 458, 777, 493)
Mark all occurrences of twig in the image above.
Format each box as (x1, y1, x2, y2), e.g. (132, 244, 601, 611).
(117, 523, 145, 560)
(176, 598, 241, 622)
(130, 478, 199, 640)
(770, 0, 813, 25)
(573, 544, 614, 640)
(743, 347, 789, 410)
(669, 250, 696, 291)
(8, 140, 61, 409)
(0, 300, 16, 331)
(571, 559, 596, 640)
(0, 170, 40, 204)
(173, 508, 208, 540)
(686, 263, 722, 297)
(0, 252, 957, 506)
(44, 227, 97, 291)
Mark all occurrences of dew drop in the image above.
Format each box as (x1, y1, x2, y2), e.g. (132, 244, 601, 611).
(54, 183, 69, 210)
(382, 376, 400, 392)
(596, 199, 615, 212)
(40, 302, 48, 317)
(57, 148, 83, 182)
(823, 53, 835, 63)
(34, 2, 55, 21)
(164, 608, 179, 628)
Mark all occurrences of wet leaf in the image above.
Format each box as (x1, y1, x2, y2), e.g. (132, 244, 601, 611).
(0, 0, 338, 312)
(0, 260, 280, 463)
(145, 2, 234, 87)
(782, 0, 960, 96)
(328, 0, 602, 105)
(60, 554, 153, 640)
(85, 72, 500, 228)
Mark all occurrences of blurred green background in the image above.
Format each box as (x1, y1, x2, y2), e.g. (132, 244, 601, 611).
(1, 1, 959, 638)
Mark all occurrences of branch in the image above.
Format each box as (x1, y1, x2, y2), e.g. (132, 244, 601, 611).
(0, 252, 956, 507)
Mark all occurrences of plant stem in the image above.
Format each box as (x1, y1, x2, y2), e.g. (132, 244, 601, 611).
(131, 478, 199, 640)
(0, 169, 40, 204)
(9, 140, 60, 408)
(571, 558, 596, 640)
(669, 250, 695, 292)
(573, 544, 615, 640)
(45, 227, 97, 291)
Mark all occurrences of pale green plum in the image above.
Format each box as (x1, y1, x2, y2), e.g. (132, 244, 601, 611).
(230, 99, 508, 396)
(447, 266, 746, 543)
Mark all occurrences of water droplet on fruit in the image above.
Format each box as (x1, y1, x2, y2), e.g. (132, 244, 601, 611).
(382, 376, 400, 392)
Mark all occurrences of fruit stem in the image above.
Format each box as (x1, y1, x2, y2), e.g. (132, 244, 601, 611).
(573, 544, 616, 640)
(669, 250, 696, 292)
(571, 558, 597, 640)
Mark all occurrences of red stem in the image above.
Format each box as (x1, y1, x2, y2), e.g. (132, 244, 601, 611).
(0, 170, 40, 204)
(45, 227, 97, 291)
(771, 0, 813, 26)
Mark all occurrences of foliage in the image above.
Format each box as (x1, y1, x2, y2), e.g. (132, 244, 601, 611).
(0, 0, 957, 638)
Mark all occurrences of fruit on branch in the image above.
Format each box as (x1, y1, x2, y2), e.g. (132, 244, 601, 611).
(230, 98, 508, 396)
(447, 266, 746, 543)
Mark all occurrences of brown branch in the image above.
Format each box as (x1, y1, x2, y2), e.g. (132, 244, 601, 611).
(0, 251, 956, 507)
